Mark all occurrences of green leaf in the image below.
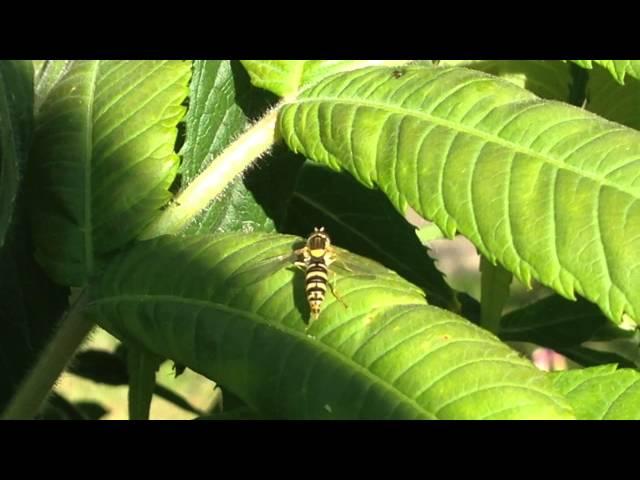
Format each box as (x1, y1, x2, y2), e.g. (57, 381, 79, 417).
(551, 365, 640, 419)
(571, 60, 640, 85)
(179, 60, 294, 236)
(446, 60, 573, 101)
(500, 295, 633, 348)
(33, 60, 71, 113)
(30, 60, 191, 286)
(586, 63, 640, 130)
(90, 233, 573, 419)
(0, 60, 69, 412)
(500, 295, 636, 368)
(1, 60, 33, 247)
(283, 162, 456, 309)
(277, 65, 640, 326)
(240, 60, 406, 97)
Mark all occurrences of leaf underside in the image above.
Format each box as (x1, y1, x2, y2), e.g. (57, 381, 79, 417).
(30, 60, 191, 286)
(277, 65, 640, 326)
(90, 233, 573, 419)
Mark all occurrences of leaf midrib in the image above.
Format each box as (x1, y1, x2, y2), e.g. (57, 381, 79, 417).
(90, 293, 435, 419)
(287, 96, 639, 200)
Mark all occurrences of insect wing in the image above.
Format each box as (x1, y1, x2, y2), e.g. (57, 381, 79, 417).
(227, 251, 299, 287)
(329, 251, 385, 280)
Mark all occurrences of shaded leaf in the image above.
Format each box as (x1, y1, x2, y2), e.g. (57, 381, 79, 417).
(0, 60, 69, 412)
(571, 60, 640, 85)
(443, 60, 573, 101)
(179, 60, 291, 236)
(587, 63, 640, 130)
(127, 347, 161, 420)
(240, 60, 397, 97)
(33, 60, 71, 113)
(278, 65, 640, 326)
(500, 295, 636, 368)
(551, 365, 640, 419)
(90, 233, 573, 419)
(68, 348, 204, 415)
(283, 162, 456, 309)
(1, 60, 32, 247)
(30, 60, 191, 286)
(500, 295, 634, 348)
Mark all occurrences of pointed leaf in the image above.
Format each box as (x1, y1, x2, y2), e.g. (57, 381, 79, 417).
(283, 162, 456, 309)
(30, 60, 191, 286)
(551, 365, 640, 419)
(179, 60, 297, 235)
(571, 60, 640, 85)
(278, 65, 640, 326)
(90, 233, 573, 419)
(240, 60, 405, 97)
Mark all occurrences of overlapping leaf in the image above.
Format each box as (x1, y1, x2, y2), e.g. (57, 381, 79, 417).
(0, 60, 69, 411)
(1, 60, 32, 247)
(442, 60, 573, 101)
(241, 60, 401, 97)
(500, 295, 636, 368)
(551, 365, 640, 419)
(586, 64, 640, 131)
(277, 65, 640, 326)
(572, 60, 640, 85)
(33, 60, 71, 113)
(30, 60, 191, 285)
(179, 60, 274, 235)
(283, 162, 456, 309)
(89, 233, 574, 419)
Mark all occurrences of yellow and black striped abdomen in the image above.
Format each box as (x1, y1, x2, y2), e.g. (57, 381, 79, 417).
(305, 260, 328, 319)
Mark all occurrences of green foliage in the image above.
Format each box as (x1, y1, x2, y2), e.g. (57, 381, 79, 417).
(4, 59, 640, 420)
(90, 233, 573, 419)
(572, 60, 640, 85)
(551, 365, 640, 419)
(30, 60, 191, 285)
(0, 61, 69, 411)
(278, 65, 640, 327)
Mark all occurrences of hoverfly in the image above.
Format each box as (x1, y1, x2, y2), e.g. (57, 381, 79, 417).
(229, 227, 381, 322)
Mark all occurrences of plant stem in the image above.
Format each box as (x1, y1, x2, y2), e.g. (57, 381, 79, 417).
(2, 105, 283, 420)
(480, 255, 513, 335)
(2, 290, 92, 419)
(139, 107, 281, 239)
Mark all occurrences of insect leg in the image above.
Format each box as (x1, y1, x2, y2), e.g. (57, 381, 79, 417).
(327, 275, 348, 309)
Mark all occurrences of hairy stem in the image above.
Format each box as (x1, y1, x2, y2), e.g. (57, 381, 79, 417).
(139, 107, 281, 239)
(2, 290, 92, 419)
(2, 105, 283, 420)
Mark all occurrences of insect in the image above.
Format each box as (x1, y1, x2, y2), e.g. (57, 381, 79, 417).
(230, 227, 379, 322)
